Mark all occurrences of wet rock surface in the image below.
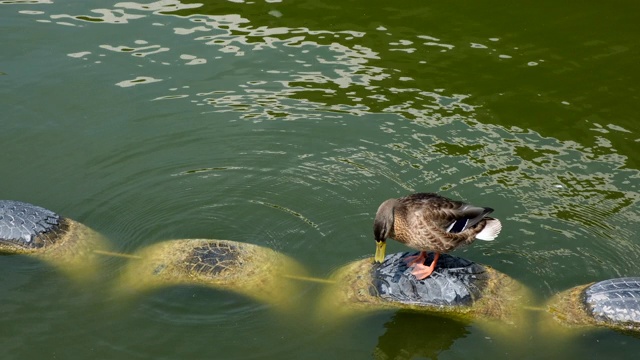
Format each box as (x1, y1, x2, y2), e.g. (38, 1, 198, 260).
(373, 252, 490, 307)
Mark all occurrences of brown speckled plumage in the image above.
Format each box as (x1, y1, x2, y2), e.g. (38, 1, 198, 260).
(375, 192, 500, 254)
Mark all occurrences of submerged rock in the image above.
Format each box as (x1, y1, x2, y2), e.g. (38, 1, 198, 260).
(318, 251, 528, 326)
(548, 277, 640, 332)
(116, 238, 308, 311)
(0, 200, 109, 281)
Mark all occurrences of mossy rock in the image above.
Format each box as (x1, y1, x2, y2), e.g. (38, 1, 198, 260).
(0, 200, 110, 281)
(116, 239, 308, 311)
(318, 252, 529, 326)
(547, 277, 640, 332)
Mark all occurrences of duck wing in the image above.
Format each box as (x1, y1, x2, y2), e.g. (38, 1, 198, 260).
(399, 193, 492, 231)
(445, 205, 494, 233)
(441, 204, 501, 241)
(396, 193, 501, 241)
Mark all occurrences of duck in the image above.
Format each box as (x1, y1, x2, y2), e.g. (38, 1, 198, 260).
(373, 192, 501, 280)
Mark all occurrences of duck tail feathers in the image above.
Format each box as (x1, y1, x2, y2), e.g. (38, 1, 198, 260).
(475, 219, 501, 241)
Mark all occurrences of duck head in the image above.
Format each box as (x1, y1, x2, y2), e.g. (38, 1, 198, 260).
(373, 198, 397, 263)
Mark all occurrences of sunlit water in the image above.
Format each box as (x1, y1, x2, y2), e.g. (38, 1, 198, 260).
(2, 0, 639, 359)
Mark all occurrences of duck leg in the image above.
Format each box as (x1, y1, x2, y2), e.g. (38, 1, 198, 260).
(410, 252, 440, 280)
(403, 251, 427, 267)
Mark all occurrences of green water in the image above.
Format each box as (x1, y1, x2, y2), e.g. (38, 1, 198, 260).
(1, 0, 639, 358)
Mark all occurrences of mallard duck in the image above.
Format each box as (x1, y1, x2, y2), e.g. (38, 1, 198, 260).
(373, 192, 501, 280)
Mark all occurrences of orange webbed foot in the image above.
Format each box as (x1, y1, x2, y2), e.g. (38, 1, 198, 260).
(410, 252, 440, 280)
(404, 251, 427, 267)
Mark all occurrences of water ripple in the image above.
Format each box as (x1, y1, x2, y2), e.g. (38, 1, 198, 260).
(6, 0, 640, 298)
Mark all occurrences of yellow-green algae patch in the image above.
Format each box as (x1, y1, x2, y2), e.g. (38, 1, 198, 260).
(116, 239, 308, 311)
(0, 218, 111, 282)
(546, 283, 594, 329)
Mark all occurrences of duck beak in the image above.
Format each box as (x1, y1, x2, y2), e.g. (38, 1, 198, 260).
(374, 240, 386, 263)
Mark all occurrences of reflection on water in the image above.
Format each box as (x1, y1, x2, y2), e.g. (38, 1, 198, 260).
(374, 312, 470, 359)
(2, 0, 640, 359)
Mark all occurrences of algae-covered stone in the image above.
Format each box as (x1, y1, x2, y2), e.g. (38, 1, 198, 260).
(116, 239, 308, 311)
(318, 252, 528, 326)
(0, 200, 110, 281)
(548, 277, 640, 332)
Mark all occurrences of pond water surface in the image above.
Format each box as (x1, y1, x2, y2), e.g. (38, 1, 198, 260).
(2, 1, 640, 359)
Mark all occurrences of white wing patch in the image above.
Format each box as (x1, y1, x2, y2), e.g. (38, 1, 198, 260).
(475, 219, 502, 241)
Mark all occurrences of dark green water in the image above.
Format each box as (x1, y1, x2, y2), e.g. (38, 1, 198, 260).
(1, 0, 639, 358)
